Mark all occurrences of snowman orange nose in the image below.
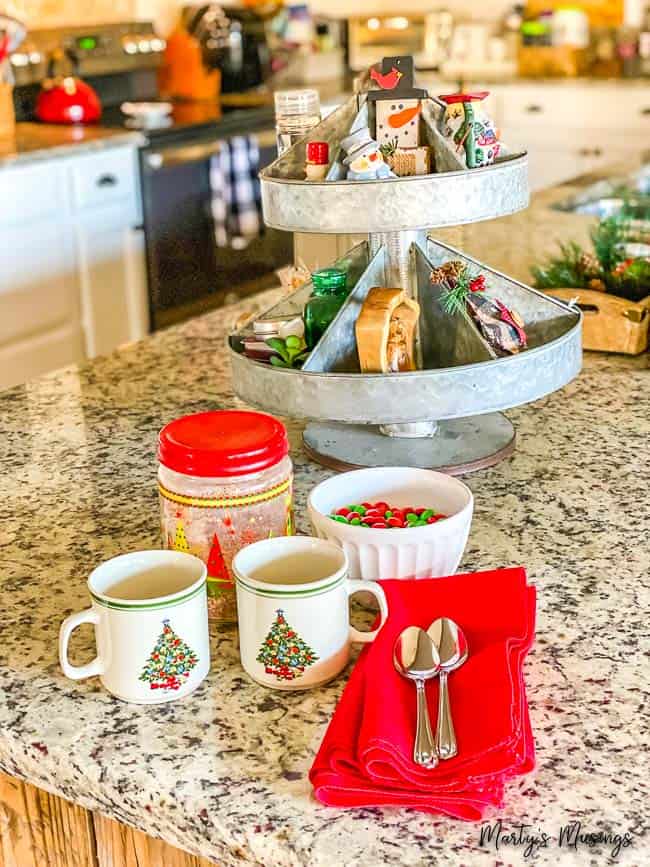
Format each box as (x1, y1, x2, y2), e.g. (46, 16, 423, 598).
(369, 152, 377, 161)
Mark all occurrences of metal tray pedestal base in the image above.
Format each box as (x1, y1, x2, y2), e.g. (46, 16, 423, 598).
(303, 413, 515, 475)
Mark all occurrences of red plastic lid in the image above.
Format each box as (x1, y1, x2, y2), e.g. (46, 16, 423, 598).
(158, 410, 289, 477)
(306, 140, 329, 164)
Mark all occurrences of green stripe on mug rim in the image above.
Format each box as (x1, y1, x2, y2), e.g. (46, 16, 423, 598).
(234, 572, 346, 599)
(90, 581, 206, 611)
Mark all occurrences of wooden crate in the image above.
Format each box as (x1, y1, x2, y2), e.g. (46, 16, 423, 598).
(547, 288, 650, 355)
(518, 45, 589, 77)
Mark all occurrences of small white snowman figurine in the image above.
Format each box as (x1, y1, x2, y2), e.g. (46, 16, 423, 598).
(340, 127, 395, 181)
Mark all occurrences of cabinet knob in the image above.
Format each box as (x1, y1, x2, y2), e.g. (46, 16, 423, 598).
(96, 174, 118, 187)
(578, 147, 602, 157)
(525, 104, 543, 113)
(641, 107, 650, 116)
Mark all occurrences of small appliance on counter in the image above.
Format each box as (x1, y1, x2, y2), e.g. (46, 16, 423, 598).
(35, 48, 102, 124)
(0, 12, 25, 138)
(348, 12, 453, 71)
(162, 3, 275, 102)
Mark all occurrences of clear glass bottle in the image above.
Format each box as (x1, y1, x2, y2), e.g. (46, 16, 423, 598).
(303, 268, 349, 349)
(274, 89, 321, 156)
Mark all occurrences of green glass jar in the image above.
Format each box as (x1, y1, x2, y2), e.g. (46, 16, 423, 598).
(304, 268, 348, 349)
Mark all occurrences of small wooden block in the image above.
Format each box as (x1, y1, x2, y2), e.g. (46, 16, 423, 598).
(387, 146, 432, 177)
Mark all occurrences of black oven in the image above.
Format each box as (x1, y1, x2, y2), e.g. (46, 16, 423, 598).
(140, 119, 292, 331)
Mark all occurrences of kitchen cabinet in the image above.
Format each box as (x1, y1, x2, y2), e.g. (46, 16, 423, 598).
(497, 82, 650, 190)
(0, 144, 147, 391)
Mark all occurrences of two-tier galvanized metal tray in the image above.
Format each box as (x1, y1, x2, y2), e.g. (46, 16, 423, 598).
(228, 90, 582, 474)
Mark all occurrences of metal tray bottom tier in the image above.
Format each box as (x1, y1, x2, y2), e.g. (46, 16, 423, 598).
(303, 415, 516, 476)
(228, 239, 581, 473)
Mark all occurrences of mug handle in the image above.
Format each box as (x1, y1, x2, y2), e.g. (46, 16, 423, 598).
(59, 609, 106, 680)
(346, 580, 389, 644)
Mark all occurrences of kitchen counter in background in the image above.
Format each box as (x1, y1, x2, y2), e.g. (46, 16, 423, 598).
(0, 122, 145, 167)
(0, 169, 648, 863)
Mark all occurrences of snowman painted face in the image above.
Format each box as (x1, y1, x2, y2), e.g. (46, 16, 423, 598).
(349, 149, 385, 174)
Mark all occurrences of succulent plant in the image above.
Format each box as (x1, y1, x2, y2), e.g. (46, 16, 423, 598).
(266, 335, 310, 369)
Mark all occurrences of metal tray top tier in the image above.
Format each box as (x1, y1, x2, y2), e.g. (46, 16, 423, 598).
(228, 240, 582, 425)
(259, 94, 530, 234)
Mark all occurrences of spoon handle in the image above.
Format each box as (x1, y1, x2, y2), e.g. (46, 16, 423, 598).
(436, 670, 458, 760)
(414, 680, 438, 767)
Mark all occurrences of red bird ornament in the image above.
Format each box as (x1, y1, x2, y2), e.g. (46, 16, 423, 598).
(370, 66, 402, 90)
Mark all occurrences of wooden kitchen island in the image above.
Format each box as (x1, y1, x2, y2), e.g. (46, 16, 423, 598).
(0, 172, 648, 866)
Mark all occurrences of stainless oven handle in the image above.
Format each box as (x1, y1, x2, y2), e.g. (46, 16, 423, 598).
(146, 142, 223, 169)
(145, 129, 277, 170)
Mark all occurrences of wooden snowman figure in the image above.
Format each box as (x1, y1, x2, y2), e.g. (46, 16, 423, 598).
(368, 56, 430, 176)
(369, 56, 426, 148)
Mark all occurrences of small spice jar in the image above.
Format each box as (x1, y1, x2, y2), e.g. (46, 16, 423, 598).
(274, 89, 321, 156)
(305, 140, 329, 180)
(158, 411, 293, 625)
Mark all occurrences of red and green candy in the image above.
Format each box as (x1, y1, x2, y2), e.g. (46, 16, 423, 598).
(329, 502, 447, 529)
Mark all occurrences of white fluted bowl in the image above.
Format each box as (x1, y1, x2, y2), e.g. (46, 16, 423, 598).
(308, 467, 473, 581)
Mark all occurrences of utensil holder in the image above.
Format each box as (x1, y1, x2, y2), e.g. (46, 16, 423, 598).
(0, 82, 15, 139)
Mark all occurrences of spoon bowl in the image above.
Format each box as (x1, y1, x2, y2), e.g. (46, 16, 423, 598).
(393, 626, 440, 767)
(427, 618, 469, 760)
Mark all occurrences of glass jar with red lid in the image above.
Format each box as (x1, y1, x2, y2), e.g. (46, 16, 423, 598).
(158, 410, 293, 625)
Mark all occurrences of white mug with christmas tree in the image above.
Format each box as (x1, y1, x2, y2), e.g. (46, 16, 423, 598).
(233, 536, 389, 690)
(59, 550, 210, 704)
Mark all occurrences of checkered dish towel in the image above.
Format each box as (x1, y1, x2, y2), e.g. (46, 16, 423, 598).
(210, 135, 263, 248)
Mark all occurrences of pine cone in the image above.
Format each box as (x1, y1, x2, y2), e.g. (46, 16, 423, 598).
(430, 259, 465, 287)
(578, 252, 600, 278)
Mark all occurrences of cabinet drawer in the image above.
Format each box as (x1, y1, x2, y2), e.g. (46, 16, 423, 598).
(0, 162, 62, 228)
(68, 147, 137, 213)
(501, 85, 650, 133)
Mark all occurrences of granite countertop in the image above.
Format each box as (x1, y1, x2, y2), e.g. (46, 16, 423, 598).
(0, 122, 145, 167)
(1, 174, 649, 865)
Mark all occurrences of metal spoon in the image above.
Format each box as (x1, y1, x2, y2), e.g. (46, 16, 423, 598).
(427, 618, 469, 760)
(393, 626, 440, 767)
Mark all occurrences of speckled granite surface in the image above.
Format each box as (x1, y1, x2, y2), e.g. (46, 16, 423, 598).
(1, 197, 649, 865)
(0, 123, 144, 167)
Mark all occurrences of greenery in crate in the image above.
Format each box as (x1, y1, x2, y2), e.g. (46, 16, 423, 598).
(532, 217, 650, 303)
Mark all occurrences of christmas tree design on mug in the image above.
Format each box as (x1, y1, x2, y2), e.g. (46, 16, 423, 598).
(139, 619, 199, 691)
(256, 609, 318, 682)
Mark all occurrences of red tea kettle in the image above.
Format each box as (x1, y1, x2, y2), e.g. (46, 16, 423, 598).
(36, 48, 102, 124)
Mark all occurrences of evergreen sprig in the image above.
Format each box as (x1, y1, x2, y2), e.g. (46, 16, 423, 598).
(440, 266, 474, 315)
(531, 241, 590, 291)
(590, 217, 626, 274)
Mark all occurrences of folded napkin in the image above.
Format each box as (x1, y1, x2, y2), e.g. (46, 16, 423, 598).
(310, 568, 536, 821)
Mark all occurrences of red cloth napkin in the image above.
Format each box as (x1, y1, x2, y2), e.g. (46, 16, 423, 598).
(310, 568, 536, 820)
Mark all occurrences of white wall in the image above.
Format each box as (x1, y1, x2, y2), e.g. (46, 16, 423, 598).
(308, 0, 513, 18)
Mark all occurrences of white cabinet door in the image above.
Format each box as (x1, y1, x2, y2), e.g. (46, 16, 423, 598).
(75, 217, 149, 358)
(0, 144, 147, 390)
(0, 208, 86, 391)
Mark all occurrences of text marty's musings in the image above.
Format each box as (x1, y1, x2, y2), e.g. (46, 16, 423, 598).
(479, 820, 635, 859)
